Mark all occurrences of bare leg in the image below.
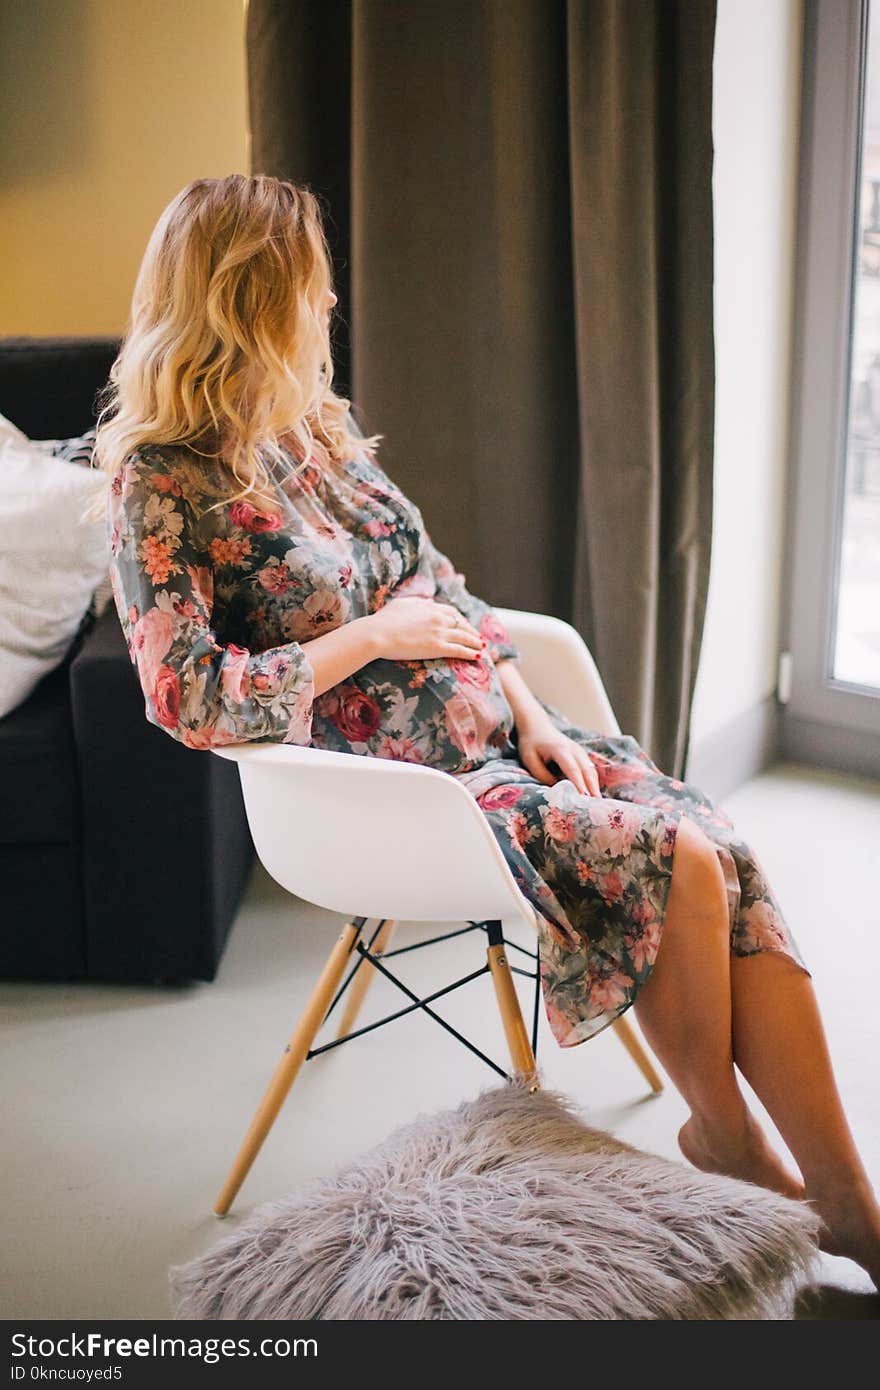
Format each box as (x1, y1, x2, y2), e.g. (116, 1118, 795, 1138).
(729, 952, 880, 1287)
(632, 815, 805, 1199)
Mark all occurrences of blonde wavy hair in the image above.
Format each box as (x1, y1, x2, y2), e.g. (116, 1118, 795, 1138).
(82, 173, 382, 524)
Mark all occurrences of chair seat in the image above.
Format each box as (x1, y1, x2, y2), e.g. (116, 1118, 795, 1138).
(212, 742, 532, 926)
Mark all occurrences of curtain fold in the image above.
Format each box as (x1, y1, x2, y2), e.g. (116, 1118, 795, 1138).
(247, 0, 717, 778)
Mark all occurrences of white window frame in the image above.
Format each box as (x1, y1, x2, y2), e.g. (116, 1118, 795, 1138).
(780, 0, 880, 776)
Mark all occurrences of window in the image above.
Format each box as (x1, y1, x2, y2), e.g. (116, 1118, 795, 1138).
(834, 0, 880, 688)
(782, 0, 880, 776)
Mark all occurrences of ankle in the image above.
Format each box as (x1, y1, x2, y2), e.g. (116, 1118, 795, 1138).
(686, 1105, 754, 1156)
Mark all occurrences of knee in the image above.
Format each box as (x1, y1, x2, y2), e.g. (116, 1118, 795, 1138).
(671, 815, 725, 894)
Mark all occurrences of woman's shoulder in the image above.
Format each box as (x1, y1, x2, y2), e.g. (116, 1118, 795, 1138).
(122, 440, 223, 501)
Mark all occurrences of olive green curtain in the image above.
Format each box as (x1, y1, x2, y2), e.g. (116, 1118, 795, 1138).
(246, 0, 717, 778)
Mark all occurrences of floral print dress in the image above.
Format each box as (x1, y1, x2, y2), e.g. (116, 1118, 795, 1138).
(106, 433, 811, 1049)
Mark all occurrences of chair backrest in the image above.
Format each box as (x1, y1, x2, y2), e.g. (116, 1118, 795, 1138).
(492, 608, 621, 736)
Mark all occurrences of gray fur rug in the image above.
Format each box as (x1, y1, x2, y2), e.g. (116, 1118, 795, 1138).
(171, 1080, 821, 1320)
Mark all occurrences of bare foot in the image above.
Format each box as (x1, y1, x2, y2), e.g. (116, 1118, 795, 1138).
(678, 1116, 880, 1284)
(678, 1112, 807, 1202)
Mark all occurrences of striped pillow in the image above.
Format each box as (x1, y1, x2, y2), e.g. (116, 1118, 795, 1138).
(35, 426, 98, 471)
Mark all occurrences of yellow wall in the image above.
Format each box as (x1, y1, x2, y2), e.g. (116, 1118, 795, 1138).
(0, 0, 249, 335)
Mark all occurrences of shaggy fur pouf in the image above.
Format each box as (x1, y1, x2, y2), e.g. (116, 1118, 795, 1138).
(171, 1081, 821, 1320)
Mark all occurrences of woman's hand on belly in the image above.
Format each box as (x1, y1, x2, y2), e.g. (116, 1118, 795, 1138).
(364, 595, 485, 663)
(300, 597, 483, 697)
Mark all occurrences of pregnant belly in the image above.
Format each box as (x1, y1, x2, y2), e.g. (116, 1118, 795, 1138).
(309, 651, 515, 772)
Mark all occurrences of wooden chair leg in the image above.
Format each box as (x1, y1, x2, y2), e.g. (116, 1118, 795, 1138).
(335, 918, 397, 1040)
(213, 918, 363, 1217)
(485, 922, 539, 1088)
(613, 1015, 664, 1094)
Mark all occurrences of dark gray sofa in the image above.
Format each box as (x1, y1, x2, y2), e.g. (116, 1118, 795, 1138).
(0, 336, 256, 983)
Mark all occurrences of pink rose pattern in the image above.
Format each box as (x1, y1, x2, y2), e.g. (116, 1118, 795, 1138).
(470, 714, 810, 1048)
(108, 435, 809, 1050)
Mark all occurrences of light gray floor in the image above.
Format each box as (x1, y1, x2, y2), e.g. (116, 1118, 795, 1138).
(2, 760, 879, 1320)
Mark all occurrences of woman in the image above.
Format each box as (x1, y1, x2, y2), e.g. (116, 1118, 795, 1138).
(87, 174, 880, 1289)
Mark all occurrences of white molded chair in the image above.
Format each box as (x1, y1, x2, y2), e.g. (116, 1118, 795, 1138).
(210, 608, 663, 1215)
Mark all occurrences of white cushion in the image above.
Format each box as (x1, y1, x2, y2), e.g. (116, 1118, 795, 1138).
(28, 426, 113, 619)
(0, 410, 30, 451)
(0, 436, 109, 719)
(0, 414, 113, 620)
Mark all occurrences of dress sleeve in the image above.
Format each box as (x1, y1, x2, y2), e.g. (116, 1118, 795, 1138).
(418, 530, 522, 664)
(106, 449, 316, 750)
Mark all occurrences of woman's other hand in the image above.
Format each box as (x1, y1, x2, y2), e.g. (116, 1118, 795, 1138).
(493, 658, 601, 795)
(516, 720, 602, 796)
